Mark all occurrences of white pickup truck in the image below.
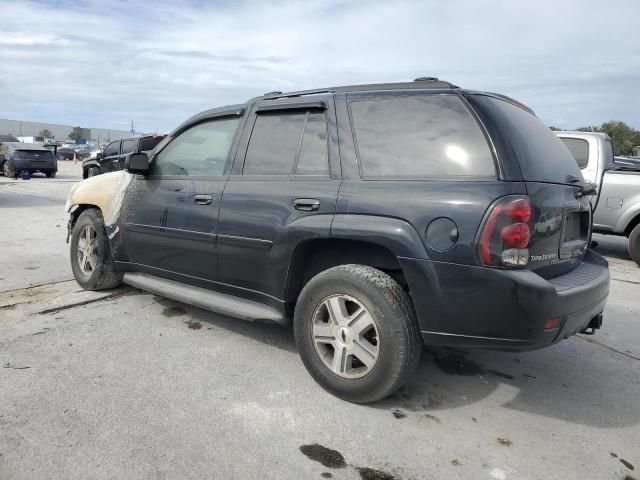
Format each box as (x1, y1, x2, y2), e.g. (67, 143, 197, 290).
(557, 131, 640, 265)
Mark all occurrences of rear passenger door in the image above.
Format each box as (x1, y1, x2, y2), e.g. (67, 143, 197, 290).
(217, 98, 340, 303)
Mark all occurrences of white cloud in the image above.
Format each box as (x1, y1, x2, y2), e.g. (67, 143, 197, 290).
(0, 0, 638, 132)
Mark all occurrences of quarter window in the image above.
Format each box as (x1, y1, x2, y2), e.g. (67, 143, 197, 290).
(151, 118, 239, 176)
(349, 95, 495, 178)
(559, 138, 589, 169)
(295, 113, 329, 175)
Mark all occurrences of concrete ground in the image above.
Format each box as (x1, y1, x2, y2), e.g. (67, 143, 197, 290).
(1, 162, 639, 480)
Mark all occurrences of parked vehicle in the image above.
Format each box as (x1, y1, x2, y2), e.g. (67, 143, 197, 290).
(0, 142, 57, 177)
(56, 147, 78, 161)
(613, 155, 640, 171)
(557, 131, 640, 265)
(65, 79, 610, 403)
(81, 135, 165, 178)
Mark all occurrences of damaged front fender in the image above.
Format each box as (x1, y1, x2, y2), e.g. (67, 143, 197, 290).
(65, 171, 133, 241)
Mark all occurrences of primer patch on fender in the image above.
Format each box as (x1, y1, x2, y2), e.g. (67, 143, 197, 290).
(65, 171, 132, 227)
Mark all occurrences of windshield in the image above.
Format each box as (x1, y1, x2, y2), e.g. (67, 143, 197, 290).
(471, 95, 583, 185)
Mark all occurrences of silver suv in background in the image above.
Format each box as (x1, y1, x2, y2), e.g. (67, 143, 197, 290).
(557, 131, 640, 265)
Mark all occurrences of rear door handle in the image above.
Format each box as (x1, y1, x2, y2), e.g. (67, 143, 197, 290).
(293, 198, 320, 211)
(194, 194, 213, 205)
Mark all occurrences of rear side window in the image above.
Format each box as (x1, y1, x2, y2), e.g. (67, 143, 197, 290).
(349, 95, 495, 178)
(140, 136, 164, 152)
(243, 111, 329, 175)
(559, 138, 589, 169)
(121, 139, 138, 155)
(471, 95, 583, 184)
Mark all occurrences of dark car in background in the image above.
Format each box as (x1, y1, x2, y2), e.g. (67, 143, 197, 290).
(82, 135, 165, 178)
(56, 147, 79, 161)
(0, 142, 58, 178)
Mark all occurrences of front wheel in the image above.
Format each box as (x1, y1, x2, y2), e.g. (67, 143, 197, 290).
(46, 171, 56, 178)
(70, 209, 123, 290)
(3, 160, 16, 178)
(628, 224, 640, 266)
(294, 264, 421, 403)
(87, 167, 100, 178)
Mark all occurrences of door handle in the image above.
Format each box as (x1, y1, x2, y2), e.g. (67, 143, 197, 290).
(194, 194, 213, 205)
(293, 198, 320, 211)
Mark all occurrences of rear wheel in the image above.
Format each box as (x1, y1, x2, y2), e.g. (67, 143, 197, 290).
(70, 209, 123, 290)
(628, 224, 640, 266)
(294, 264, 421, 403)
(46, 171, 56, 178)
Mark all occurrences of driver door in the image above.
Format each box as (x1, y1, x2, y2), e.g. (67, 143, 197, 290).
(121, 116, 242, 286)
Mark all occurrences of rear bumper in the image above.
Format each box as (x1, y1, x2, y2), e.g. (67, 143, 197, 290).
(399, 249, 610, 351)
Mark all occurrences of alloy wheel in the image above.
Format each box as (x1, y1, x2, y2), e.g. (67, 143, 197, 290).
(77, 225, 98, 275)
(312, 294, 380, 378)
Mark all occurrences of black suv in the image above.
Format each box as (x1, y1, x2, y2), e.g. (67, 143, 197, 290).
(65, 78, 610, 403)
(82, 135, 165, 178)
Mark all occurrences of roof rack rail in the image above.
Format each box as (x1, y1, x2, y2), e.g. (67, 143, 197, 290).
(250, 79, 458, 102)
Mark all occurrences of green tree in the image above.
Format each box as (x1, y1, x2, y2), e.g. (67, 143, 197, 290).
(68, 126, 84, 141)
(600, 121, 637, 156)
(549, 126, 562, 131)
(38, 129, 53, 139)
(574, 121, 639, 156)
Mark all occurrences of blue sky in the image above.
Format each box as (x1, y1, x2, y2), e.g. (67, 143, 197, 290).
(0, 0, 639, 133)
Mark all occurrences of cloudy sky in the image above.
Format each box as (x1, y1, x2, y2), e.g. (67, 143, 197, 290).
(0, 0, 638, 134)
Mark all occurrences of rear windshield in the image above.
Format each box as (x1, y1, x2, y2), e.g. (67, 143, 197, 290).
(471, 95, 583, 184)
(349, 94, 496, 178)
(559, 137, 589, 169)
(140, 136, 164, 151)
(14, 150, 53, 160)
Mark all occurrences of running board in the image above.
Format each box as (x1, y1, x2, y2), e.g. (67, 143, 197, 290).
(123, 272, 287, 325)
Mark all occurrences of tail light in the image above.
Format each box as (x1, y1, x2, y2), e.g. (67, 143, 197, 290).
(478, 196, 532, 267)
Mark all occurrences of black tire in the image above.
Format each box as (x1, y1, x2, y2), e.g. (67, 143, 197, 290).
(46, 171, 56, 178)
(70, 209, 123, 290)
(57, 154, 65, 161)
(3, 160, 16, 178)
(87, 167, 100, 178)
(628, 224, 640, 266)
(294, 264, 421, 403)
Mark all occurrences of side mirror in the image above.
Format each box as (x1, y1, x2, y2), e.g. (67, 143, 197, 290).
(96, 152, 102, 160)
(125, 152, 150, 174)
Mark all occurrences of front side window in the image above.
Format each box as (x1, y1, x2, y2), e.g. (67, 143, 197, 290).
(349, 94, 495, 178)
(121, 139, 138, 155)
(103, 141, 120, 157)
(151, 118, 239, 176)
(243, 110, 329, 175)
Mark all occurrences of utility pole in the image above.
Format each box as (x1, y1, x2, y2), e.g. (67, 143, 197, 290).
(130, 121, 135, 137)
